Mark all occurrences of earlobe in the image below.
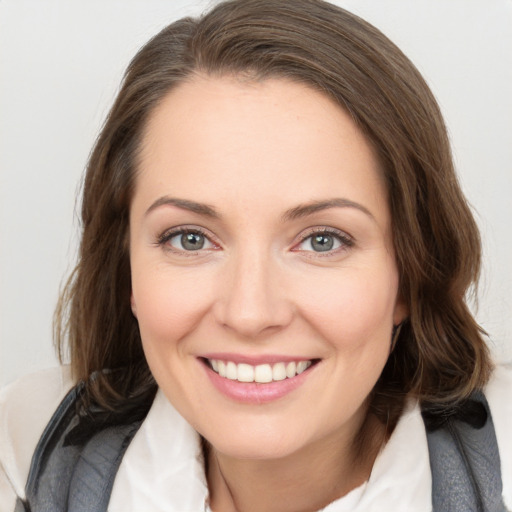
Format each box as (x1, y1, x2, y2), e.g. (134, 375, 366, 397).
(390, 322, 403, 352)
(130, 293, 137, 318)
(393, 298, 409, 326)
(391, 300, 408, 352)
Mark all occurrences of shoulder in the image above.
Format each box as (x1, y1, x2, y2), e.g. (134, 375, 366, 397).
(485, 363, 512, 510)
(0, 366, 75, 505)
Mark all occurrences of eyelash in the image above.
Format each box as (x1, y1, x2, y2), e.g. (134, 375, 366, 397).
(156, 226, 354, 256)
(156, 226, 219, 255)
(293, 227, 354, 256)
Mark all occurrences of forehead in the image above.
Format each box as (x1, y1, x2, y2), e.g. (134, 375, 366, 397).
(134, 75, 388, 226)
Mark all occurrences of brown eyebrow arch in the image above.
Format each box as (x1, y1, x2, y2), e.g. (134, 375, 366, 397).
(145, 196, 220, 218)
(282, 198, 375, 222)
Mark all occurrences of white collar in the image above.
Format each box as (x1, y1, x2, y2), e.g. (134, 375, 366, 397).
(109, 390, 209, 511)
(109, 390, 431, 511)
(321, 399, 432, 511)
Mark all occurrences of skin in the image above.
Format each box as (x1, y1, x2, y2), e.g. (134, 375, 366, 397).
(129, 75, 408, 511)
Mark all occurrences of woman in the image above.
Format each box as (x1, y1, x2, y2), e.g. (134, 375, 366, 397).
(1, 0, 511, 510)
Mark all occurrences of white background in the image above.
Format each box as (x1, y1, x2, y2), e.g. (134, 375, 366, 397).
(1, 0, 511, 386)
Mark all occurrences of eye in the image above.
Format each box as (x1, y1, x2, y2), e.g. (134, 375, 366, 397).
(295, 229, 353, 254)
(158, 228, 217, 253)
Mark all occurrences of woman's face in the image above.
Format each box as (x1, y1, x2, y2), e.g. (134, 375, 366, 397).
(129, 76, 407, 460)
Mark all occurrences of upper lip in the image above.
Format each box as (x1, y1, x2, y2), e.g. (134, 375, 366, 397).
(200, 353, 318, 365)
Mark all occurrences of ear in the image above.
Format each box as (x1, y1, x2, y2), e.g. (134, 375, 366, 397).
(392, 298, 408, 326)
(130, 292, 138, 318)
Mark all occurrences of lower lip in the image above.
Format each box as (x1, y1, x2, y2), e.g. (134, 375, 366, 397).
(202, 361, 317, 404)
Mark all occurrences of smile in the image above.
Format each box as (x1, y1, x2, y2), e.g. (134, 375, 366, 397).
(207, 359, 314, 383)
(201, 356, 320, 403)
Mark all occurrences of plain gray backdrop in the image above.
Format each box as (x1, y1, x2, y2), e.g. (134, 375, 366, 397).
(1, 0, 511, 386)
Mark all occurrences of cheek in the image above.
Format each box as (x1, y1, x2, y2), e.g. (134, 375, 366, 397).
(296, 265, 399, 347)
(131, 263, 216, 347)
(292, 265, 399, 419)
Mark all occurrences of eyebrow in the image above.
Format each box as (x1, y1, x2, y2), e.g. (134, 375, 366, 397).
(145, 196, 374, 222)
(145, 196, 220, 218)
(282, 198, 375, 222)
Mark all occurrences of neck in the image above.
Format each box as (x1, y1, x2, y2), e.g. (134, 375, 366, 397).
(207, 412, 386, 512)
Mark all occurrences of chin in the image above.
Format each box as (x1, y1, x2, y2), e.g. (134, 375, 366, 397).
(211, 437, 302, 461)
(199, 418, 315, 461)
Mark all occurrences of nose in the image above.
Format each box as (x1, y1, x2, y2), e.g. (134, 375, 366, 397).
(213, 247, 293, 339)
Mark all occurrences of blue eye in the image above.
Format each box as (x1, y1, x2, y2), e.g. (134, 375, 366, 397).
(159, 229, 215, 252)
(297, 230, 352, 253)
(174, 232, 207, 250)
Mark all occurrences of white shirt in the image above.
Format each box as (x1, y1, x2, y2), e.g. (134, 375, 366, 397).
(1, 365, 511, 512)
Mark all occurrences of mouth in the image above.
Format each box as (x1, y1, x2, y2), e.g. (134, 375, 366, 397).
(203, 358, 319, 383)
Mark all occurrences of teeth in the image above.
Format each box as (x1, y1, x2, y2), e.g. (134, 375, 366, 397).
(285, 362, 296, 378)
(226, 361, 237, 380)
(237, 363, 255, 382)
(208, 359, 313, 383)
(272, 362, 287, 381)
(254, 364, 273, 383)
(296, 361, 309, 374)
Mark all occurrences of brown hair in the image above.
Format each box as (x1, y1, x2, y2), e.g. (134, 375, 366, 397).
(55, 0, 492, 427)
